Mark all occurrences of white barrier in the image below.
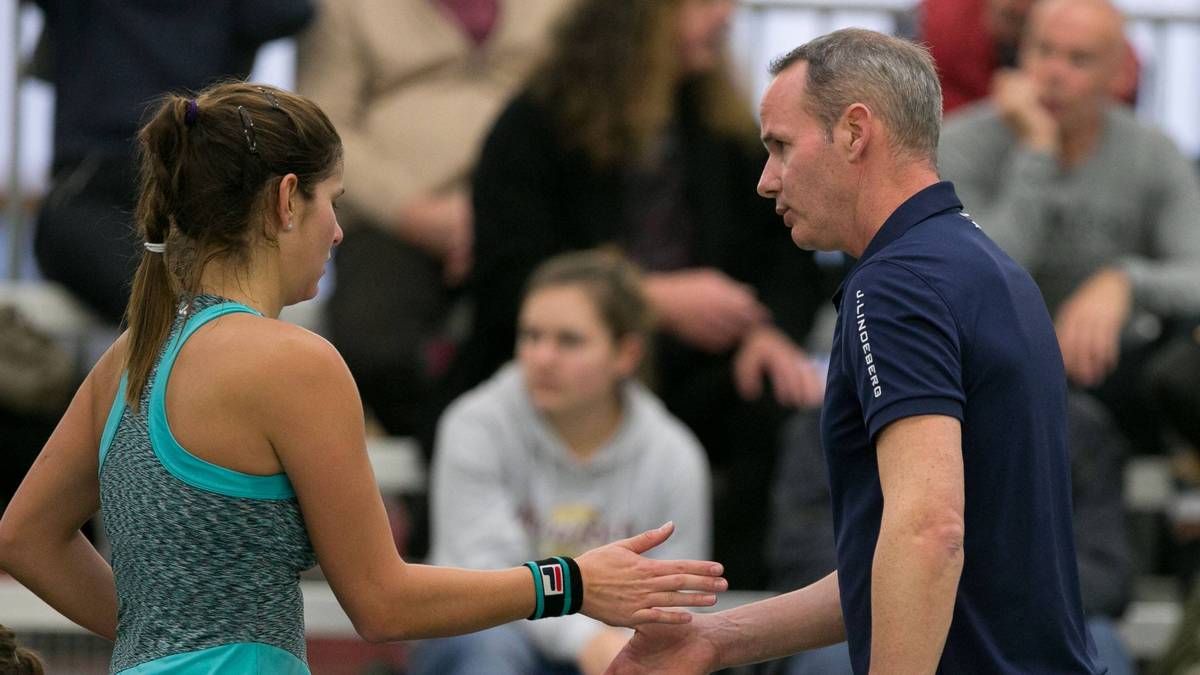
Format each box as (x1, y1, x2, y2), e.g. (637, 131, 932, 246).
(0, 576, 1180, 657)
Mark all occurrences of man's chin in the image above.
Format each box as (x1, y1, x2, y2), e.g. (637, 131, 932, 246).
(789, 226, 818, 251)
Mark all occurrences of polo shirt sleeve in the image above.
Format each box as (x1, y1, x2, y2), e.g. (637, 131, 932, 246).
(843, 260, 965, 441)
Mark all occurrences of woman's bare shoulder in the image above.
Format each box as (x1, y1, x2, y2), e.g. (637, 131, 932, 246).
(209, 314, 354, 399)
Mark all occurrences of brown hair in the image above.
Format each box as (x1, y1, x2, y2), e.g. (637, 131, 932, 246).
(530, 0, 756, 168)
(124, 82, 342, 408)
(523, 248, 654, 345)
(769, 29, 942, 164)
(0, 626, 44, 675)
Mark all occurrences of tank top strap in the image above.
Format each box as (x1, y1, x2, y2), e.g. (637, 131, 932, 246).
(146, 301, 297, 500)
(98, 371, 129, 474)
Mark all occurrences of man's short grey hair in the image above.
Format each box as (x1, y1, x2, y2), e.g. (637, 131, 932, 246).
(770, 28, 943, 163)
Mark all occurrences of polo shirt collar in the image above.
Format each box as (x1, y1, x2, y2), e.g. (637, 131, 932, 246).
(832, 181, 963, 307)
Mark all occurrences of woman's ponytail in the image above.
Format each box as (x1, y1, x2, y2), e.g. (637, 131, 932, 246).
(123, 96, 191, 409)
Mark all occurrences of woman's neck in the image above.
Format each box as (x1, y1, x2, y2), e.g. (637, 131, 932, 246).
(196, 255, 283, 318)
(545, 392, 625, 463)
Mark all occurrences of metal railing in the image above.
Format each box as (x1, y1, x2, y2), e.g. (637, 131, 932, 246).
(5, 1, 24, 281)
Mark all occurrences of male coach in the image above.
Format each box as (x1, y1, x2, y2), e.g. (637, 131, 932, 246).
(606, 28, 1103, 675)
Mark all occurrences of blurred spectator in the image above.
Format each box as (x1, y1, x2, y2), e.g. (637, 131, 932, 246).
(1069, 395, 1137, 675)
(1146, 328, 1200, 455)
(31, 0, 314, 323)
(938, 0, 1200, 452)
(919, 0, 1137, 115)
(767, 393, 1134, 674)
(451, 0, 828, 588)
(0, 306, 73, 517)
(413, 250, 710, 675)
(295, 0, 573, 437)
(9, 0, 308, 529)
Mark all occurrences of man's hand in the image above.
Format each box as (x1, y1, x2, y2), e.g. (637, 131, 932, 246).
(643, 269, 770, 353)
(605, 619, 722, 675)
(992, 70, 1059, 156)
(395, 191, 474, 285)
(1055, 268, 1132, 387)
(733, 326, 824, 407)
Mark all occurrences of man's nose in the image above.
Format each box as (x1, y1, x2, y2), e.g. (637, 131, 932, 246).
(757, 163, 779, 199)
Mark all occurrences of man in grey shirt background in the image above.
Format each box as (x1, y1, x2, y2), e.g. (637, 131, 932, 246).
(938, 0, 1200, 452)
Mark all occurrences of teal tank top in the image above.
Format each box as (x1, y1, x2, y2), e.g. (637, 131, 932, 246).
(98, 296, 316, 674)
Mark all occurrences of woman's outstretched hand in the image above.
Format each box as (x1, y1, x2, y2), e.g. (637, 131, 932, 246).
(576, 522, 727, 627)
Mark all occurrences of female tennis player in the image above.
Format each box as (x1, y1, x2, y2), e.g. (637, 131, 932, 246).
(0, 82, 725, 674)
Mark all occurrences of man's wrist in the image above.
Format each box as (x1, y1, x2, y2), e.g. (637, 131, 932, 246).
(742, 323, 790, 350)
(702, 611, 740, 670)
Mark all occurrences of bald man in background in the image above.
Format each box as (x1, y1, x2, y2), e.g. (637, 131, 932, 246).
(938, 0, 1200, 451)
(919, 0, 1138, 114)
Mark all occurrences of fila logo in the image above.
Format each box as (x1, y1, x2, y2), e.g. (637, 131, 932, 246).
(540, 564, 564, 596)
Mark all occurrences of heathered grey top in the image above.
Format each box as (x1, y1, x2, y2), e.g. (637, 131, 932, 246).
(98, 295, 316, 673)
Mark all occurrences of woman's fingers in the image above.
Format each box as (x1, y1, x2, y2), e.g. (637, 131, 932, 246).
(644, 591, 718, 609)
(644, 558, 725, 580)
(616, 522, 677, 554)
(648, 573, 728, 593)
(630, 608, 697, 625)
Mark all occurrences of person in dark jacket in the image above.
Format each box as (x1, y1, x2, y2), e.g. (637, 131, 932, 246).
(31, 0, 314, 323)
(451, 0, 828, 588)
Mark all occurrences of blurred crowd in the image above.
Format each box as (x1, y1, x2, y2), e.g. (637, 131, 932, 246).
(2, 0, 1199, 673)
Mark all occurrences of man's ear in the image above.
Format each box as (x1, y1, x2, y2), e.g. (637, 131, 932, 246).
(837, 103, 873, 163)
(274, 173, 300, 233)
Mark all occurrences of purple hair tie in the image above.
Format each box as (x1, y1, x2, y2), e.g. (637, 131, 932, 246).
(184, 99, 199, 126)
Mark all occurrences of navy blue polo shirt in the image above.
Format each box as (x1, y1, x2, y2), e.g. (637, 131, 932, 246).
(821, 182, 1101, 674)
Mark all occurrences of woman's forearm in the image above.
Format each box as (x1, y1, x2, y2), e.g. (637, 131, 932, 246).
(340, 524, 724, 644)
(1, 531, 118, 640)
(352, 563, 535, 642)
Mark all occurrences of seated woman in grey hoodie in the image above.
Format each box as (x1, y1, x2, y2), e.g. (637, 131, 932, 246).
(413, 249, 712, 675)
